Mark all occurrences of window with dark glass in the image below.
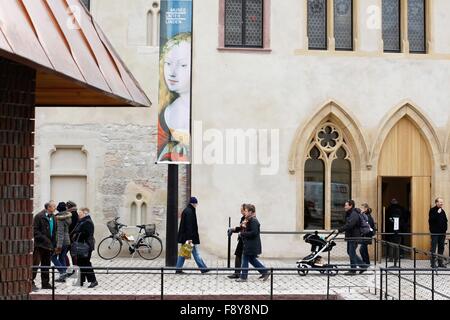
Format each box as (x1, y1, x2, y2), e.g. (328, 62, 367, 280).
(308, 0, 327, 50)
(382, 0, 401, 52)
(334, 0, 353, 50)
(330, 147, 351, 229)
(225, 0, 263, 48)
(81, 0, 90, 11)
(304, 123, 353, 230)
(304, 146, 325, 230)
(408, 0, 426, 53)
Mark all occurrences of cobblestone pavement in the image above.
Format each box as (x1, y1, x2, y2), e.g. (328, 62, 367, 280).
(30, 252, 450, 300)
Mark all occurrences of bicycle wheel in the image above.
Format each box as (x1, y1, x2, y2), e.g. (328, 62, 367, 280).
(97, 236, 122, 260)
(136, 235, 163, 260)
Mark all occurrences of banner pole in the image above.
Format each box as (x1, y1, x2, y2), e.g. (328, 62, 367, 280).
(165, 164, 179, 266)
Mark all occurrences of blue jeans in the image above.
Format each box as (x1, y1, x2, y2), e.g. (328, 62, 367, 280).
(347, 241, 367, 270)
(176, 244, 208, 271)
(359, 242, 370, 266)
(240, 255, 268, 280)
(51, 245, 69, 275)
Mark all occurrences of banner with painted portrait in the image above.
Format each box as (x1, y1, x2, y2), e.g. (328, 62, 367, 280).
(157, 0, 192, 164)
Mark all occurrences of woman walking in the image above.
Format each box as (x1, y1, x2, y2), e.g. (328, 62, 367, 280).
(359, 203, 375, 267)
(236, 204, 270, 282)
(72, 208, 98, 288)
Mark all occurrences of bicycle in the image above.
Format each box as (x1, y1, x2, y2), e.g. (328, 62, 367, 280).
(97, 217, 163, 260)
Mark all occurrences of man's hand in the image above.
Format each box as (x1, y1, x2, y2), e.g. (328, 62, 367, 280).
(227, 228, 234, 237)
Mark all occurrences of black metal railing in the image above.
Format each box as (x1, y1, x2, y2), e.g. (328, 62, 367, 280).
(31, 265, 378, 301)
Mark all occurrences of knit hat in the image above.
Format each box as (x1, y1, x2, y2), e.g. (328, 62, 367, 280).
(57, 202, 67, 213)
(190, 197, 198, 204)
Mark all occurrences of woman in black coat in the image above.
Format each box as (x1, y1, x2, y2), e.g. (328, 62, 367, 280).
(72, 208, 98, 288)
(236, 204, 269, 282)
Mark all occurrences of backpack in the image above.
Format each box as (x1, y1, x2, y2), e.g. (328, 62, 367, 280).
(359, 212, 373, 237)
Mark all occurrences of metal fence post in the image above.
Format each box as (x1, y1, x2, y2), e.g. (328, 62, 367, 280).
(432, 268, 435, 301)
(161, 268, 164, 300)
(270, 268, 273, 301)
(327, 268, 330, 300)
(52, 266, 55, 301)
(385, 242, 388, 269)
(227, 217, 231, 269)
(379, 268, 383, 300)
(374, 238, 377, 267)
(385, 267, 388, 300)
(413, 248, 417, 300)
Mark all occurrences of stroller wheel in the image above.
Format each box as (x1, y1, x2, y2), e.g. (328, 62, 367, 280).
(297, 264, 309, 276)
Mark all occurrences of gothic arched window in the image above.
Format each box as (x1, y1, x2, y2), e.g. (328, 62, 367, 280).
(304, 123, 352, 230)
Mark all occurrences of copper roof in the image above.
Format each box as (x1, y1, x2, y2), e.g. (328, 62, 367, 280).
(0, 0, 151, 107)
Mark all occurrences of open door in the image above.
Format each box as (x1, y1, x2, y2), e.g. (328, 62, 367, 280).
(411, 177, 431, 258)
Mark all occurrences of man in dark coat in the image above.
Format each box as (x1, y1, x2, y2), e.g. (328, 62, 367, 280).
(337, 200, 367, 274)
(429, 197, 448, 268)
(384, 198, 407, 265)
(32, 201, 57, 290)
(227, 204, 247, 279)
(175, 197, 209, 274)
(236, 204, 269, 282)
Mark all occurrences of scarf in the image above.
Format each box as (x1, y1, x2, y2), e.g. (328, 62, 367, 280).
(240, 212, 256, 231)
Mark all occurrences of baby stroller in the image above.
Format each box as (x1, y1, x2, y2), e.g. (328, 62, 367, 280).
(296, 230, 339, 276)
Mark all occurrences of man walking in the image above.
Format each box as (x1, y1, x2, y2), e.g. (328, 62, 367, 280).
(429, 197, 448, 268)
(337, 200, 367, 275)
(176, 197, 209, 274)
(227, 203, 247, 279)
(32, 200, 57, 290)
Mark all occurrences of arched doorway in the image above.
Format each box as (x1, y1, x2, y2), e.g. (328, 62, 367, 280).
(378, 117, 432, 255)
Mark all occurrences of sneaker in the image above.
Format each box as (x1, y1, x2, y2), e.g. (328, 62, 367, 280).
(344, 271, 357, 276)
(359, 268, 368, 274)
(201, 269, 211, 274)
(41, 283, 54, 290)
(175, 270, 186, 274)
(259, 273, 270, 281)
(227, 274, 240, 279)
(235, 278, 247, 282)
(88, 281, 98, 288)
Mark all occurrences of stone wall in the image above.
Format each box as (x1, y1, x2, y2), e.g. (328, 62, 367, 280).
(34, 113, 189, 250)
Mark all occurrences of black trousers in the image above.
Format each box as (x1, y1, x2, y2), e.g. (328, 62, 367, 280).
(386, 234, 401, 264)
(32, 247, 52, 285)
(431, 235, 446, 267)
(78, 251, 97, 283)
(233, 239, 243, 275)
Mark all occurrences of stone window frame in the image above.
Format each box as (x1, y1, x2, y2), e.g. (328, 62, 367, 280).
(304, 122, 353, 230)
(147, 2, 161, 47)
(382, 0, 431, 54)
(305, 0, 358, 52)
(218, 0, 272, 53)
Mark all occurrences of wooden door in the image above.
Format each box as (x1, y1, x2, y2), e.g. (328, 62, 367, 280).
(411, 177, 431, 257)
